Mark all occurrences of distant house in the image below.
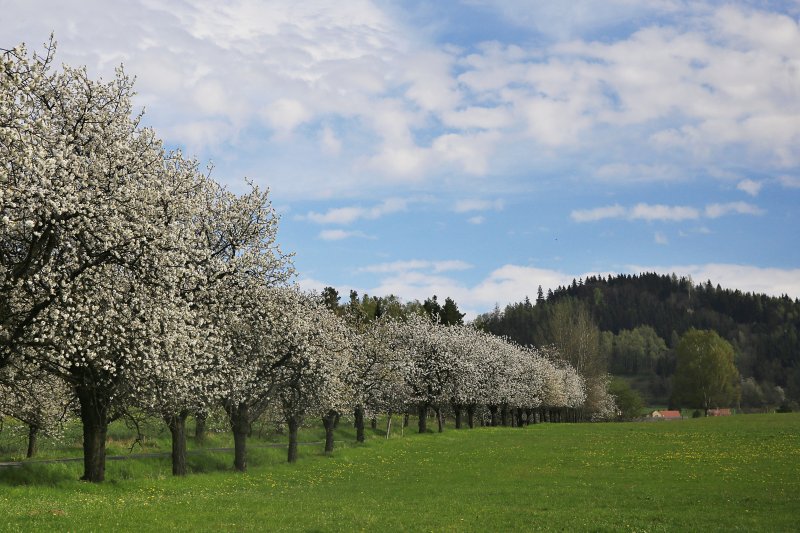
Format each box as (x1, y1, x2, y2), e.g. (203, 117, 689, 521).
(651, 410, 682, 419)
(707, 408, 732, 416)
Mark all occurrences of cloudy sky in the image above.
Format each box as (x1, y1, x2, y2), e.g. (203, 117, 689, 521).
(4, 0, 800, 317)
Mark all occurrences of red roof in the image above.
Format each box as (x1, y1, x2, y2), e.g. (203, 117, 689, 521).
(653, 410, 682, 418)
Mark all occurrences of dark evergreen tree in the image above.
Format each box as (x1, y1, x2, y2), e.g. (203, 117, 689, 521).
(321, 286, 340, 312)
(440, 297, 465, 326)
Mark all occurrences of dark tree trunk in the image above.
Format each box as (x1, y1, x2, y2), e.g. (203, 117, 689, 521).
(77, 386, 109, 483)
(371, 417, 378, 430)
(165, 410, 189, 476)
(322, 410, 336, 454)
(333, 412, 340, 429)
(287, 415, 299, 463)
(489, 404, 499, 427)
(453, 403, 463, 429)
(515, 408, 524, 428)
(418, 403, 428, 433)
(26, 424, 39, 459)
(467, 404, 476, 429)
(194, 411, 207, 444)
(354, 406, 365, 443)
(403, 413, 410, 427)
(435, 406, 444, 432)
(500, 404, 509, 426)
(229, 402, 250, 472)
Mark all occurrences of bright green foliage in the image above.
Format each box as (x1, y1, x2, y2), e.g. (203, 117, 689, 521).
(608, 378, 645, 419)
(672, 329, 740, 411)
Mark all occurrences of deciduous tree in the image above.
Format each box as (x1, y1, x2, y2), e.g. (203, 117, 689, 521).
(672, 329, 740, 413)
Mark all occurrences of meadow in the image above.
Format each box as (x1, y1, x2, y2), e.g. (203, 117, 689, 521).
(1, 413, 798, 532)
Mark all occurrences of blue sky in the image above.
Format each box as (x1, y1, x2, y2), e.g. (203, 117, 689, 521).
(4, 0, 800, 317)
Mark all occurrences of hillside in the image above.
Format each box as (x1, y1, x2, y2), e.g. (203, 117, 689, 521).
(475, 273, 800, 407)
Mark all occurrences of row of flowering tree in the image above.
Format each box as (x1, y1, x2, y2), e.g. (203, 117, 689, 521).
(1, 41, 614, 483)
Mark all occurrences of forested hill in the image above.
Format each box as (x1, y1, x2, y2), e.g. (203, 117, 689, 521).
(475, 273, 800, 404)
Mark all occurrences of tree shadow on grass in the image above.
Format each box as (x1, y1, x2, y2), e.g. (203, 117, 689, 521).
(0, 463, 77, 487)
(187, 452, 233, 474)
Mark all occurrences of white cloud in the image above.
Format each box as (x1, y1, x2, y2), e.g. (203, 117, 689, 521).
(294, 275, 331, 295)
(431, 130, 500, 176)
(453, 199, 505, 213)
(318, 229, 370, 241)
(304, 198, 408, 224)
(573, 201, 763, 223)
(468, 216, 485, 225)
(630, 203, 699, 222)
(320, 126, 342, 156)
(442, 106, 515, 130)
(654, 232, 669, 245)
(570, 204, 627, 222)
(704, 202, 764, 218)
(570, 203, 699, 223)
(261, 98, 312, 136)
(737, 179, 763, 196)
(6, 1, 798, 197)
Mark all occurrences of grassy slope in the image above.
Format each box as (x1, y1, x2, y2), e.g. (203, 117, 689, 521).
(1, 414, 799, 532)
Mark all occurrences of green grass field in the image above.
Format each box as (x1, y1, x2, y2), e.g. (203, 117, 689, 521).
(1, 413, 799, 531)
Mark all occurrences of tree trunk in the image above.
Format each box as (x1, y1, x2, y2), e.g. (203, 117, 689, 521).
(516, 408, 524, 428)
(165, 410, 189, 476)
(354, 406, 365, 443)
(467, 404, 475, 429)
(500, 404, 509, 426)
(403, 413, 409, 427)
(26, 424, 39, 459)
(454, 403, 463, 429)
(418, 403, 428, 433)
(334, 412, 340, 428)
(435, 406, 444, 433)
(194, 411, 207, 444)
(229, 402, 250, 472)
(287, 415, 299, 463)
(385, 410, 393, 439)
(77, 386, 109, 483)
(371, 417, 378, 430)
(323, 410, 336, 454)
(489, 404, 499, 427)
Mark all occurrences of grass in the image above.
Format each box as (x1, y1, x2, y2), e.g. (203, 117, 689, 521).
(1, 413, 799, 531)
